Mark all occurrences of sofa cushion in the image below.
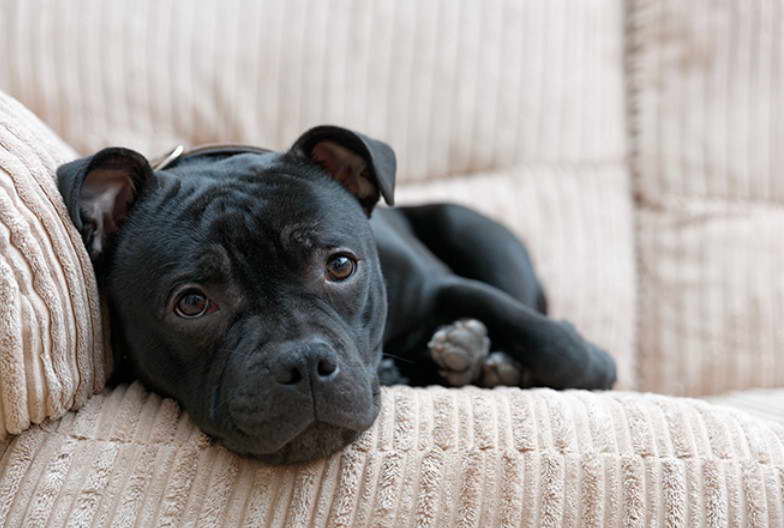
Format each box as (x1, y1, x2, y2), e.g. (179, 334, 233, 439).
(1, 383, 782, 527)
(706, 388, 784, 426)
(629, 0, 784, 395)
(0, 92, 105, 439)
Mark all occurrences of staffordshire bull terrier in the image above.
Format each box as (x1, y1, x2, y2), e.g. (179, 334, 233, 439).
(57, 126, 616, 463)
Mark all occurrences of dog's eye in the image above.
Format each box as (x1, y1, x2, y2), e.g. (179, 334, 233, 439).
(326, 254, 356, 281)
(174, 290, 216, 318)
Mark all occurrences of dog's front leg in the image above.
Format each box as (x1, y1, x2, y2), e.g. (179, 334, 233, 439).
(434, 279, 617, 390)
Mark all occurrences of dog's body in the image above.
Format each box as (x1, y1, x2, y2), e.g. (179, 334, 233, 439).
(57, 126, 616, 464)
(372, 205, 615, 390)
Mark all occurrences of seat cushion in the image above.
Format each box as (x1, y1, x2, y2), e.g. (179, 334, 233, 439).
(705, 388, 784, 426)
(1, 383, 782, 527)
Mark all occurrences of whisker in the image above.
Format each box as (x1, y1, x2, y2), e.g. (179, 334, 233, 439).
(382, 352, 415, 364)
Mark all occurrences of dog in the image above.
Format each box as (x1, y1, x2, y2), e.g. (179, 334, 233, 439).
(57, 126, 616, 464)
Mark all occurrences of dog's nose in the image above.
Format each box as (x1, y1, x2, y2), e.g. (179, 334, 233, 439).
(272, 341, 339, 386)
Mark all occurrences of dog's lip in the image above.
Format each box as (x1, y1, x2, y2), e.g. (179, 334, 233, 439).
(229, 416, 366, 459)
(226, 385, 382, 454)
(254, 423, 362, 464)
(231, 416, 315, 454)
(311, 384, 382, 432)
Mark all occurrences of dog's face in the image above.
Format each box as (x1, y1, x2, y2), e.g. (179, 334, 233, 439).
(57, 127, 396, 464)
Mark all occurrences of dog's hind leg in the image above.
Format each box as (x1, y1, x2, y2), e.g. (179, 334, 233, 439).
(397, 203, 547, 314)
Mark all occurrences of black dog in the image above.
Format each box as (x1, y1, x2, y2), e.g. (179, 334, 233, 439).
(57, 126, 615, 464)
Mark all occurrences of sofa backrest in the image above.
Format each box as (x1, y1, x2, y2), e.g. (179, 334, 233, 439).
(1, 0, 781, 396)
(629, 0, 784, 395)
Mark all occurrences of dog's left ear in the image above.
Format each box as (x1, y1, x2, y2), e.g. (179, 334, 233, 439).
(57, 147, 153, 262)
(289, 126, 396, 215)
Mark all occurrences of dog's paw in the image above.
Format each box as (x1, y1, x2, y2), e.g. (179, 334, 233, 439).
(479, 352, 532, 388)
(427, 319, 490, 386)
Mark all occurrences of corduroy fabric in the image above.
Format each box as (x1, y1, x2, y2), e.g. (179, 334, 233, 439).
(0, 0, 626, 182)
(0, 1, 782, 524)
(706, 389, 784, 426)
(629, 0, 784, 395)
(1, 382, 782, 527)
(0, 92, 104, 440)
(0, 0, 635, 390)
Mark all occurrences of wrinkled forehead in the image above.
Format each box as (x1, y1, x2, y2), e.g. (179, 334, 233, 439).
(160, 151, 367, 224)
(131, 152, 374, 269)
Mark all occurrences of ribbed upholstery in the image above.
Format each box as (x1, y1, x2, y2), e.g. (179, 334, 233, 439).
(0, 0, 636, 396)
(0, 0, 635, 390)
(706, 389, 784, 426)
(629, 0, 784, 395)
(0, 382, 782, 527)
(0, 1, 783, 526)
(0, 0, 626, 182)
(630, 0, 784, 203)
(0, 92, 104, 439)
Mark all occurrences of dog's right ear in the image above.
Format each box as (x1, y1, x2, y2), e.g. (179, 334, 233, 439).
(57, 147, 153, 262)
(288, 126, 396, 215)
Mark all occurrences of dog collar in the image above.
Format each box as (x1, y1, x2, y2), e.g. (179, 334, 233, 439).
(151, 143, 273, 171)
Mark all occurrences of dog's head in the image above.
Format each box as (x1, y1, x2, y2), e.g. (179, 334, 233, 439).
(57, 126, 395, 464)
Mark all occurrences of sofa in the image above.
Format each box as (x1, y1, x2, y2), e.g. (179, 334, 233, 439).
(0, 1, 782, 526)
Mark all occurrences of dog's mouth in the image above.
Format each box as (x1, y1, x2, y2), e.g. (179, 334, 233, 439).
(253, 422, 363, 465)
(221, 385, 381, 464)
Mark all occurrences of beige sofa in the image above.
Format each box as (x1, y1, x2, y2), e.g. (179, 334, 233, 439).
(0, 1, 782, 526)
